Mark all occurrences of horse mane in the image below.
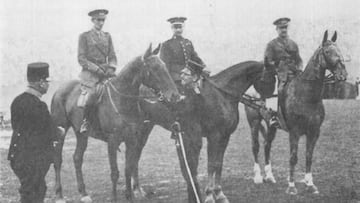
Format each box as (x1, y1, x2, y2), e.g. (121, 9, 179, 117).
(210, 61, 264, 89)
(117, 56, 143, 78)
(301, 46, 324, 81)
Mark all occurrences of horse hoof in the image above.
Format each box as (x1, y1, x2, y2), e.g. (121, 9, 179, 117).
(286, 186, 298, 195)
(264, 174, 276, 183)
(133, 187, 147, 199)
(214, 190, 229, 203)
(205, 194, 216, 203)
(55, 198, 67, 203)
(306, 185, 319, 194)
(80, 195, 92, 203)
(215, 195, 229, 203)
(254, 175, 264, 184)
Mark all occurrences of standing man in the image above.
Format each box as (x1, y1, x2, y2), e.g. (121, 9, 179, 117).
(160, 17, 206, 86)
(263, 17, 302, 127)
(8, 62, 63, 203)
(77, 9, 118, 133)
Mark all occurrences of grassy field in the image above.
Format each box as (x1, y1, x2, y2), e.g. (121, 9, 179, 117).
(1, 100, 359, 203)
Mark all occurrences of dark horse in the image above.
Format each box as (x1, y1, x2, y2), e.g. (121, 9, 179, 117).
(51, 44, 180, 203)
(244, 31, 347, 194)
(323, 80, 358, 99)
(130, 61, 266, 203)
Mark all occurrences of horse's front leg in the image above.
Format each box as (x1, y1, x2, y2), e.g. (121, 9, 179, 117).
(303, 127, 320, 194)
(213, 134, 231, 203)
(286, 129, 300, 195)
(263, 125, 277, 183)
(131, 122, 154, 199)
(176, 122, 203, 203)
(73, 131, 92, 202)
(108, 133, 120, 202)
(249, 119, 263, 184)
(54, 127, 68, 203)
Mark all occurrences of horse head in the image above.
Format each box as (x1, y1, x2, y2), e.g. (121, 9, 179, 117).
(140, 43, 180, 102)
(320, 30, 347, 81)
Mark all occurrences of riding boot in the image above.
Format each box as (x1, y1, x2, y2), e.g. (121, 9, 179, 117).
(271, 81, 288, 129)
(269, 81, 286, 128)
(78, 85, 92, 134)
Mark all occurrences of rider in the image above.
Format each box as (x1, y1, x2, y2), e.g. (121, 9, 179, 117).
(77, 9, 117, 133)
(263, 17, 303, 127)
(160, 17, 207, 88)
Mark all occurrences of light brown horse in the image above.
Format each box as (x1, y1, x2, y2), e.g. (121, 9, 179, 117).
(244, 31, 347, 195)
(50, 44, 180, 203)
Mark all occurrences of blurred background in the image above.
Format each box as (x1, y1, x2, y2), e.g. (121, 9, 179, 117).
(1, 0, 359, 110)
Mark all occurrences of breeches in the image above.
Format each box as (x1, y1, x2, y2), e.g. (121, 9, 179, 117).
(78, 71, 104, 107)
(10, 155, 51, 203)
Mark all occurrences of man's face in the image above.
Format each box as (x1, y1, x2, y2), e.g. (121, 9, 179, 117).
(276, 25, 288, 38)
(180, 68, 196, 86)
(172, 24, 184, 36)
(92, 17, 106, 30)
(38, 79, 50, 94)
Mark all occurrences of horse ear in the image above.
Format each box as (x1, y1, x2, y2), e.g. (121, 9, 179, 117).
(152, 43, 161, 55)
(331, 31, 337, 42)
(143, 43, 153, 59)
(322, 30, 328, 45)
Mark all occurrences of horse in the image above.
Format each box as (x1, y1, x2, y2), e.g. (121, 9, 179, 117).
(50, 44, 181, 203)
(127, 61, 266, 203)
(244, 30, 347, 195)
(323, 80, 358, 99)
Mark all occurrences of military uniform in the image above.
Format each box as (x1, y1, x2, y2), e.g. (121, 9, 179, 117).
(8, 62, 59, 203)
(160, 17, 205, 83)
(264, 37, 302, 83)
(78, 9, 117, 133)
(263, 17, 303, 128)
(78, 28, 117, 88)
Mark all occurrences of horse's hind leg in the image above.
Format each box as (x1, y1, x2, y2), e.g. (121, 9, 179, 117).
(303, 128, 320, 194)
(205, 131, 230, 203)
(73, 131, 92, 202)
(54, 127, 69, 203)
(263, 126, 277, 183)
(286, 129, 300, 195)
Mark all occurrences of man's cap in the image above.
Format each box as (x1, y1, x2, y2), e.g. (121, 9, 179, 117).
(88, 9, 108, 19)
(187, 60, 204, 75)
(273, 17, 290, 28)
(27, 62, 49, 82)
(167, 17, 187, 25)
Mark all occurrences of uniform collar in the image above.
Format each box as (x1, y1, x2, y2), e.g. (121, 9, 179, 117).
(25, 86, 42, 98)
(277, 36, 289, 43)
(172, 35, 183, 40)
(92, 28, 104, 37)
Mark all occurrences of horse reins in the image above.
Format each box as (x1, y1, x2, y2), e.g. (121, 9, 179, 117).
(105, 57, 167, 114)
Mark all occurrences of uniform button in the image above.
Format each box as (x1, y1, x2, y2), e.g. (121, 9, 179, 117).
(14, 144, 17, 147)
(10, 154, 14, 158)
(17, 133, 20, 137)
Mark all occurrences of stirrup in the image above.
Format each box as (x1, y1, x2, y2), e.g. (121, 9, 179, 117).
(269, 116, 280, 128)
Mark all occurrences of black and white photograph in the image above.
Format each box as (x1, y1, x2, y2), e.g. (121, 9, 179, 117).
(0, 0, 359, 202)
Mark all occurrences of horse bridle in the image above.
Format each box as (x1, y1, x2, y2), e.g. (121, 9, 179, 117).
(105, 57, 167, 114)
(319, 44, 345, 82)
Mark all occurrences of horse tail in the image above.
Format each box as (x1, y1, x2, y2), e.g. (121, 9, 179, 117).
(51, 80, 79, 129)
